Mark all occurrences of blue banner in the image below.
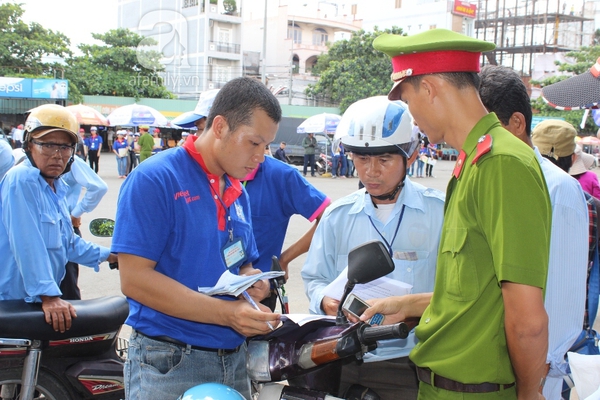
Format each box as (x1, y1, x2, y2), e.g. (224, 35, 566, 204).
(0, 77, 32, 98)
(0, 77, 68, 99)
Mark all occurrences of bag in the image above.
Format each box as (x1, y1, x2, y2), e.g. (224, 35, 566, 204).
(563, 218, 600, 396)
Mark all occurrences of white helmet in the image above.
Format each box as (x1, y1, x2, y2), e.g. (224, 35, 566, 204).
(335, 96, 418, 158)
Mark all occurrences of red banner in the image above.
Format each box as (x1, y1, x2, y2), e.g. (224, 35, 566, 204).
(452, 0, 477, 18)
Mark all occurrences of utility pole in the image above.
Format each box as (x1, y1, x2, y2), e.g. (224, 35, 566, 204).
(261, 0, 268, 85)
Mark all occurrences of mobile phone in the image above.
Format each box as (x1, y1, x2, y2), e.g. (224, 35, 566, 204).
(342, 294, 385, 325)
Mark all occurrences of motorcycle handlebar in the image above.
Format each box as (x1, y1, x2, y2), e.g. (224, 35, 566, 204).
(359, 322, 410, 344)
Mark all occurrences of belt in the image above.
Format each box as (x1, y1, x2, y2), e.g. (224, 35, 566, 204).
(416, 367, 515, 393)
(138, 331, 242, 356)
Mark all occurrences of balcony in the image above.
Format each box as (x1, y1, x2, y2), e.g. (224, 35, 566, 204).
(208, 41, 240, 54)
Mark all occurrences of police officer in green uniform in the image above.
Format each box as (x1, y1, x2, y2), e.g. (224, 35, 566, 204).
(360, 29, 552, 399)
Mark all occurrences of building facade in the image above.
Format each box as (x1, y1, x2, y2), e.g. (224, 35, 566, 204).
(118, 0, 244, 99)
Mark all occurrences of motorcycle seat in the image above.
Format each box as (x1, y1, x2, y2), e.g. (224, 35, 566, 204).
(0, 296, 129, 341)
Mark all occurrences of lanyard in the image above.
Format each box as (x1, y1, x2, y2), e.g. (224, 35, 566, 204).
(207, 176, 234, 241)
(368, 204, 406, 257)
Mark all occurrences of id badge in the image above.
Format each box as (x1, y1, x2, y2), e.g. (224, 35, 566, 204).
(222, 237, 246, 270)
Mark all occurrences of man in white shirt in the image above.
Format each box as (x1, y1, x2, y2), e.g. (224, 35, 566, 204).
(479, 65, 588, 399)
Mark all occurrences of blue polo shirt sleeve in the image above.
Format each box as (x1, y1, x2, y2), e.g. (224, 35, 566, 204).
(280, 164, 330, 221)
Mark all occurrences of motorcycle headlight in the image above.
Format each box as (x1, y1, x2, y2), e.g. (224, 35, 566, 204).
(246, 341, 271, 382)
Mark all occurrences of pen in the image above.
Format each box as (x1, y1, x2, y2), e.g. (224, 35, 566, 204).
(241, 290, 275, 331)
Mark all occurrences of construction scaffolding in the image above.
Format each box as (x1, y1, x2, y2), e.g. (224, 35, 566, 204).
(475, 0, 595, 77)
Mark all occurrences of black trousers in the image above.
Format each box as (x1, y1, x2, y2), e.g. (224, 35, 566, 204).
(60, 227, 82, 300)
(88, 150, 100, 173)
(128, 150, 138, 174)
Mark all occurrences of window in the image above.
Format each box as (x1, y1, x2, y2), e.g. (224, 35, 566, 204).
(312, 28, 328, 46)
(287, 23, 302, 44)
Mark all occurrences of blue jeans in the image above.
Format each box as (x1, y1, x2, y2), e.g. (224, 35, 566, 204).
(417, 159, 425, 177)
(116, 156, 128, 176)
(303, 154, 316, 176)
(408, 162, 415, 176)
(125, 330, 250, 400)
(332, 154, 347, 176)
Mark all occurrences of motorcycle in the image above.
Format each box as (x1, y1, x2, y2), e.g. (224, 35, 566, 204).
(0, 218, 128, 400)
(247, 240, 415, 400)
(316, 153, 332, 176)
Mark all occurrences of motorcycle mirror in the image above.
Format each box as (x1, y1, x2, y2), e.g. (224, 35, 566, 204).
(347, 240, 394, 284)
(89, 218, 115, 237)
(337, 240, 395, 325)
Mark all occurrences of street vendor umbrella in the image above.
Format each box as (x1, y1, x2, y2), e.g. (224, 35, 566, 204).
(579, 136, 600, 146)
(66, 104, 109, 126)
(541, 57, 600, 111)
(296, 113, 341, 135)
(107, 104, 168, 127)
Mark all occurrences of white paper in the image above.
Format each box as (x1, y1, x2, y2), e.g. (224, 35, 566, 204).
(197, 270, 285, 297)
(322, 266, 412, 301)
(281, 314, 336, 326)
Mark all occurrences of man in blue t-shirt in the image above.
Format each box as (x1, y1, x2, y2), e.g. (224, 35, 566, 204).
(112, 77, 282, 400)
(242, 156, 330, 310)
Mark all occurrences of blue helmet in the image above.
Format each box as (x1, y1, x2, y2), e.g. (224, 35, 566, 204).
(177, 383, 245, 400)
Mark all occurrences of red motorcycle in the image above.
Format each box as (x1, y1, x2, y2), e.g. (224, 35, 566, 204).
(0, 219, 128, 400)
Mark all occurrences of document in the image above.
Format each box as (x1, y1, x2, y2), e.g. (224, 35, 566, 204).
(198, 270, 285, 297)
(118, 148, 128, 157)
(281, 314, 336, 326)
(323, 266, 412, 301)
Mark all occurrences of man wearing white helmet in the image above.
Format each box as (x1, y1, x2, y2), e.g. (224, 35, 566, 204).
(0, 104, 117, 333)
(301, 96, 445, 400)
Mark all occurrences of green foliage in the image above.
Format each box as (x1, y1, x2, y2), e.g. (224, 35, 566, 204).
(66, 29, 174, 100)
(0, 3, 72, 77)
(305, 26, 405, 112)
(0, 4, 172, 102)
(89, 218, 115, 237)
(223, 0, 237, 14)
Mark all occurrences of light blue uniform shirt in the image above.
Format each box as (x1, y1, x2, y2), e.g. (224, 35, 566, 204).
(534, 148, 588, 400)
(0, 159, 110, 302)
(0, 140, 14, 180)
(63, 156, 108, 217)
(302, 178, 445, 361)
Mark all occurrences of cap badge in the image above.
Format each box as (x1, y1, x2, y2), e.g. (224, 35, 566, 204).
(391, 68, 413, 82)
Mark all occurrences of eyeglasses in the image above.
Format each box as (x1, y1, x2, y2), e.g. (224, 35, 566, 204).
(31, 140, 75, 157)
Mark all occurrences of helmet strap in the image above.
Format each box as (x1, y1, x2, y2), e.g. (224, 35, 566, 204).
(369, 180, 404, 202)
(367, 156, 409, 203)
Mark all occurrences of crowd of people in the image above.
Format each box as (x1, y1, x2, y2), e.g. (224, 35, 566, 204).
(1, 27, 600, 400)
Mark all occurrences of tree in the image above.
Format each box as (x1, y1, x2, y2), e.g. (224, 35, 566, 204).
(0, 3, 72, 77)
(306, 27, 405, 112)
(65, 28, 174, 100)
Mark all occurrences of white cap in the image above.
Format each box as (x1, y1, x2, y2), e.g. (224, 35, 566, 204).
(171, 89, 220, 128)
